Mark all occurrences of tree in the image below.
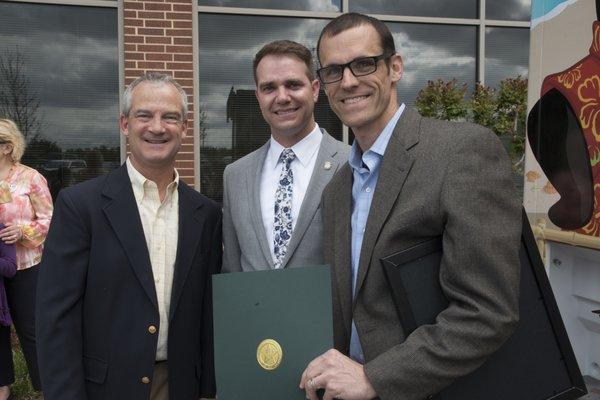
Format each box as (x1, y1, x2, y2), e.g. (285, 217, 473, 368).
(415, 78, 468, 121)
(0, 47, 41, 141)
(471, 84, 496, 129)
(470, 77, 528, 171)
(416, 76, 528, 173)
(496, 77, 528, 167)
(198, 102, 208, 147)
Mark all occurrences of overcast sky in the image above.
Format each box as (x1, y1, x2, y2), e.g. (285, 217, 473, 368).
(0, 1, 530, 153)
(200, 0, 340, 12)
(199, 0, 531, 20)
(0, 2, 119, 150)
(199, 15, 488, 148)
(487, 0, 531, 20)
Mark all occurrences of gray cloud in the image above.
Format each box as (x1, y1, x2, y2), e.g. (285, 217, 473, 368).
(485, 27, 530, 88)
(487, 0, 531, 20)
(198, 16, 480, 147)
(0, 2, 119, 150)
(42, 104, 120, 149)
(350, 0, 477, 19)
(393, 24, 477, 105)
(200, 0, 340, 12)
(0, 2, 117, 41)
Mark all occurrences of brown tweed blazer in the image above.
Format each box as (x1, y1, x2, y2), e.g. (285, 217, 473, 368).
(322, 107, 522, 400)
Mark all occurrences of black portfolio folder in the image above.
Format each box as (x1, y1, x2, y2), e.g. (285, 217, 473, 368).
(380, 210, 587, 400)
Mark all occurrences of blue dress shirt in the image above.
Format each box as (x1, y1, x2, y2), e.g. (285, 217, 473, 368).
(348, 103, 405, 363)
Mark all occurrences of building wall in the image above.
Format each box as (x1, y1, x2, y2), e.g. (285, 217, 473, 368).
(0, 0, 531, 199)
(124, 0, 196, 185)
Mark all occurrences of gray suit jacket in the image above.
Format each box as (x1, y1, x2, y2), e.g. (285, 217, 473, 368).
(322, 108, 521, 400)
(223, 130, 349, 272)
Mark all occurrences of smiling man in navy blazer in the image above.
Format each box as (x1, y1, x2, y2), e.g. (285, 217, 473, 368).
(36, 72, 221, 400)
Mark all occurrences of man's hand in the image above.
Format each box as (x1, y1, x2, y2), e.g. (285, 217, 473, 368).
(0, 223, 22, 244)
(299, 349, 377, 400)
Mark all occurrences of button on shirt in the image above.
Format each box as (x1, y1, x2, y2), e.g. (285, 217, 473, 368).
(348, 103, 405, 363)
(260, 124, 323, 265)
(127, 158, 179, 361)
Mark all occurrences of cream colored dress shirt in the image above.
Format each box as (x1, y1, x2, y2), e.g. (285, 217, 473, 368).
(126, 158, 179, 361)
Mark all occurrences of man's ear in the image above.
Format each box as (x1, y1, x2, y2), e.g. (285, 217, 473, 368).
(312, 78, 320, 103)
(119, 114, 129, 137)
(389, 53, 403, 83)
(181, 120, 188, 139)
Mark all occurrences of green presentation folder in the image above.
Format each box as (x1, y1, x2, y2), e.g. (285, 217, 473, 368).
(213, 265, 333, 400)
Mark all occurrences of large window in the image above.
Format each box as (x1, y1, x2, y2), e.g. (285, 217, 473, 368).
(0, 1, 119, 200)
(198, 1, 530, 201)
(198, 0, 341, 12)
(391, 23, 477, 104)
(487, 0, 531, 21)
(198, 14, 342, 202)
(485, 27, 530, 89)
(350, 0, 477, 18)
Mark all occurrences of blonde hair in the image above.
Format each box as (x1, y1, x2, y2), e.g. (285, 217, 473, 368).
(0, 119, 26, 163)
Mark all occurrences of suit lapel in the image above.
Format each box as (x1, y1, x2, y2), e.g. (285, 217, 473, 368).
(102, 166, 158, 310)
(282, 131, 342, 268)
(354, 108, 421, 297)
(332, 165, 354, 338)
(169, 184, 204, 321)
(247, 143, 274, 268)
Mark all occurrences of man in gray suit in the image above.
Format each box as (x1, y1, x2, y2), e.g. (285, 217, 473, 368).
(222, 40, 349, 272)
(300, 13, 521, 400)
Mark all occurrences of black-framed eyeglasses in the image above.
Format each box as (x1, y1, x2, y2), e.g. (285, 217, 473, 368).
(317, 53, 393, 84)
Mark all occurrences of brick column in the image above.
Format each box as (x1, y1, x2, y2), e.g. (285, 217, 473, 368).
(123, 0, 196, 186)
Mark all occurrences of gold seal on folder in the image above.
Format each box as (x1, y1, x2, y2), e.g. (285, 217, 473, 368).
(256, 339, 283, 370)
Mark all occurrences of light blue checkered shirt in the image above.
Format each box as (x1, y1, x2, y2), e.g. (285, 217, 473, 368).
(348, 103, 405, 363)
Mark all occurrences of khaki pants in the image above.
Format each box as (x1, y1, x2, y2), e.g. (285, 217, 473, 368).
(150, 362, 169, 400)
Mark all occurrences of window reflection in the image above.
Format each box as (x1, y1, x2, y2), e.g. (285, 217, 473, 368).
(198, 15, 478, 202)
(0, 2, 119, 200)
(350, 0, 477, 19)
(390, 22, 477, 105)
(198, 14, 342, 202)
(486, 0, 531, 21)
(485, 27, 529, 88)
(199, 0, 340, 12)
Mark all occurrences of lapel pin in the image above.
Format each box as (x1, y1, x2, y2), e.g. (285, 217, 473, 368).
(324, 161, 332, 170)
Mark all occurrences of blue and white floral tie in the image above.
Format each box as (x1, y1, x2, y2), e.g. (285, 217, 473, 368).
(273, 148, 296, 269)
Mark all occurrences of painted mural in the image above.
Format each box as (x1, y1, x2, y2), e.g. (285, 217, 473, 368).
(525, 0, 600, 236)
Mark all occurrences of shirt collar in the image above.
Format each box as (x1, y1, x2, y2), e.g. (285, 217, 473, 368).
(349, 103, 405, 172)
(126, 158, 179, 201)
(267, 123, 323, 169)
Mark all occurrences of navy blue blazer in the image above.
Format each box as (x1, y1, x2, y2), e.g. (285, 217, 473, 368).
(36, 165, 221, 400)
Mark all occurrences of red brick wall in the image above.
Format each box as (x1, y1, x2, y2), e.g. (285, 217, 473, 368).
(123, 0, 196, 186)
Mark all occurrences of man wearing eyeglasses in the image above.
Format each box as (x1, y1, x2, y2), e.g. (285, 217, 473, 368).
(222, 40, 348, 274)
(300, 13, 521, 400)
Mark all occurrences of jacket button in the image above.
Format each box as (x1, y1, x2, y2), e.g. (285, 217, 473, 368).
(148, 325, 157, 334)
(141, 376, 151, 384)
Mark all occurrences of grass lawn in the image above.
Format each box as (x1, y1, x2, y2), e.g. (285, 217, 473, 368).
(10, 329, 42, 400)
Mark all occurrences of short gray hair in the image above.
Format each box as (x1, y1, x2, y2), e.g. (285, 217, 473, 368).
(121, 72, 189, 121)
